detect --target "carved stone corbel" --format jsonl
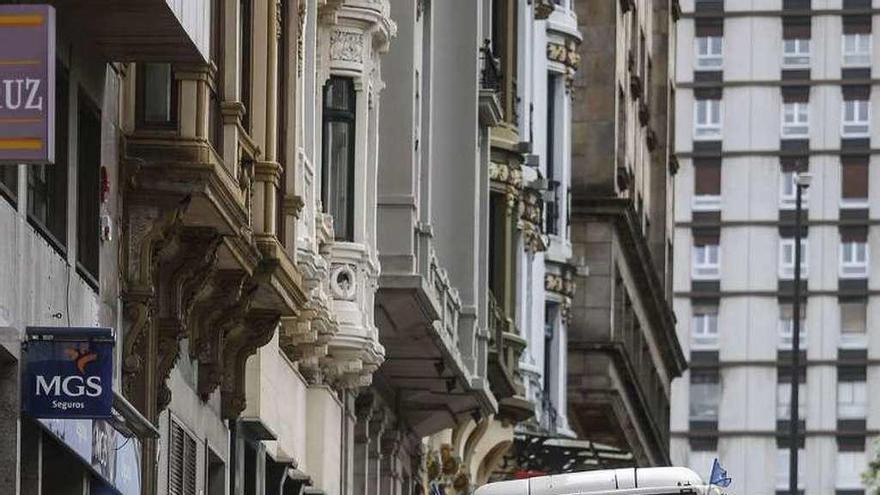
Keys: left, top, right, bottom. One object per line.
{"left": 194, "top": 272, "right": 257, "bottom": 401}
{"left": 121, "top": 200, "right": 189, "bottom": 414}
{"left": 221, "top": 309, "right": 282, "bottom": 419}
{"left": 154, "top": 227, "right": 224, "bottom": 410}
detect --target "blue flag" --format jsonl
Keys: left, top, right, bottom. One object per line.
{"left": 709, "top": 458, "right": 732, "bottom": 487}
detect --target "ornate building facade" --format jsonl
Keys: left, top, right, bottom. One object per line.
{"left": 0, "top": 1, "right": 682, "bottom": 495}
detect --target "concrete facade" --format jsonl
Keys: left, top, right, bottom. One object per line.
{"left": 673, "top": 2, "right": 880, "bottom": 494}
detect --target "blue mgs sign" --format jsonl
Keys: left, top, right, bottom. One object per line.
{"left": 22, "top": 327, "right": 114, "bottom": 419}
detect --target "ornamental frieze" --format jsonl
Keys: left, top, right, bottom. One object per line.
{"left": 490, "top": 161, "right": 524, "bottom": 212}
{"left": 330, "top": 29, "right": 364, "bottom": 63}
{"left": 546, "top": 40, "right": 581, "bottom": 71}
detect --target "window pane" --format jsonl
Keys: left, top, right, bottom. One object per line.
{"left": 142, "top": 63, "right": 173, "bottom": 123}
{"left": 77, "top": 92, "right": 101, "bottom": 283}
{"left": 324, "top": 121, "right": 354, "bottom": 240}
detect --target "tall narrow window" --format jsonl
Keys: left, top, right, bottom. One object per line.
{"left": 209, "top": 0, "right": 225, "bottom": 153}
{"left": 693, "top": 159, "right": 721, "bottom": 211}
{"left": 695, "top": 36, "right": 723, "bottom": 70}
{"left": 779, "top": 161, "right": 809, "bottom": 210}
{"left": 782, "top": 102, "right": 809, "bottom": 138}
{"left": 27, "top": 63, "right": 69, "bottom": 249}
{"left": 137, "top": 64, "right": 176, "bottom": 128}
{"left": 837, "top": 380, "right": 867, "bottom": 419}
{"left": 841, "top": 156, "right": 869, "bottom": 209}
{"left": 840, "top": 300, "right": 867, "bottom": 348}
{"left": 691, "top": 304, "right": 719, "bottom": 349}
{"left": 776, "top": 382, "right": 806, "bottom": 420}
{"left": 276, "top": 0, "right": 289, "bottom": 246}
{"left": 779, "top": 303, "right": 806, "bottom": 349}
{"left": 694, "top": 98, "right": 722, "bottom": 140}
{"left": 842, "top": 33, "right": 872, "bottom": 67}
{"left": 692, "top": 233, "right": 720, "bottom": 279}
{"left": 842, "top": 99, "right": 871, "bottom": 137}
{"left": 778, "top": 237, "right": 808, "bottom": 279}
{"left": 783, "top": 15, "right": 812, "bottom": 68}
{"left": 775, "top": 449, "right": 806, "bottom": 491}
{"left": 689, "top": 370, "right": 720, "bottom": 422}
{"left": 321, "top": 77, "right": 356, "bottom": 242}
{"left": 546, "top": 73, "right": 560, "bottom": 235}
{"left": 76, "top": 91, "right": 101, "bottom": 286}
{"left": 169, "top": 419, "right": 197, "bottom": 495}
{"left": 783, "top": 38, "right": 811, "bottom": 68}
{"left": 239, "top": 0, "right": 253, "bottom": 131}
{"left": 836, "top": 451, "right": 866, "bottom": 490}
{"left": 840, "top": 228, "right": 869, "bottom": 278}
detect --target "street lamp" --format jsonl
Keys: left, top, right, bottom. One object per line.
{"left": 789, "top": 172, "right": 811, "bottom": 495}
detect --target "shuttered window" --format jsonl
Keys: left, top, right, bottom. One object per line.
{"left": 169, "top": 419, "right": 197, "bottom": 495}
{"left": 841, "top": 156, "right": 869, "bottom": 206}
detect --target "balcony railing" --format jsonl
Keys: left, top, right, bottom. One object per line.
{"left": 487, "top": 292, "right": 526, "bottom": 400}
{"left": 481, "top": 40, "right": 503, "bottom": 93}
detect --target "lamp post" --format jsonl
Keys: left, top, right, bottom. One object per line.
{"left": 789, "top": 172, "right": 811, "bottom": 495}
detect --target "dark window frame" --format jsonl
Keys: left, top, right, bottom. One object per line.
{"left": 276, "top": 0, "right": 289, "bottom": 246}
{"left": 208, "top": 0, "right": 225, "bottom": 155}
{"left": 76, "top": 87, "right": 102, "bottom": 290}
{"left": 239, "top": 0, "right": 253, "bottom": 132}
{"left": 135, "top": 63, "right": 178, "bottom": 130}
{"left": 27, "top": 61, "right": 70, "bottom": 255}
{"left": 321, "top": 76, "right": 357, "bottom": 242}
{"left": 546, "top": 73, "right": 560, "bottom": 236}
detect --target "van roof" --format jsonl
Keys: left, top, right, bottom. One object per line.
{"left": 476, "top": 467, "right": 711, "bottom": 495}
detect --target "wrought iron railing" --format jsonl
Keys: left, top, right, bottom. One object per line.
{"left": 480, "top": 40, "right": 502, "bottom": 93}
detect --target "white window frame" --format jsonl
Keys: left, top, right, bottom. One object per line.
{"left": 694, "top": 99, "right": 722, "bottom": 140}
{"left": 689, "top": 379, "right": 721, "bottom": 422}
{"left": 691, "top": 307, "right": 719, "bottom": 350}
{"left": 776, "top": 382, "right": 806, "bottom": 420}
{"left": 842, "top": 99, "right": 871, "bottom": 138}
{"left": 840, "top": 240, "right": 869, "bottom": 278}
{"left": 778, "top": 238, "right": 809, "bottom": 279}
{"left": 695, "top": 36, "right": 723, "bottom": 70}
{"left": 840, "top": 302, "right": 868, "bottom": 349}
{"left": 782, "top": 38, "right": 811, "bottom": 68}
{"left": 692, "top": 243, "right": 721, "bottom": 280}
{"left": 836, "top": 451, "right": 867, "bottom": 490}
{"left": 778, "top": 307, "right": 807, "bottom": 350}
{"left": 837, "top": 381, "right": 867, "bottom": 420}
{"left": 781, "top": 102, "right": 810, "bottom": 138}
{"left": 692, "top": 194, "right": 721, "bottom": 212}
{"left": 776, "top": 449, "right": 806, "bottom": 490}
{"left": 779, "top": 170, "right": 808, "bottom": 210}
{"left": 842, "top": 33, "right": 872, "bottom": 68}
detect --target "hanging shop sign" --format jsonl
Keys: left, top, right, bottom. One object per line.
{"left": 22, "top": 327, "right": 114, "bottom": 419}
{"left": 0, "top": 4, "right": 55, "bottom": 164}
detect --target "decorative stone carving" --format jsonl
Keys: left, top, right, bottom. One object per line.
{"left": 547, "top": 40, "right": 581, "bottom": 91}
{"left": 330, "top": 30, "right": 364, "bottom": 62}
{"left": 534, "top": 0, "right": 555, "bottom": 20}
{"left": 330, "top": 264, "right": 358, "bottom": 300}
{"left": 220, "top": 309, "right": 281, "bottom": 418}
{"left": 425, "top": 444, "right": 470, "bottom": 494}
{"left": 519, "top": 188, "right": 548, "bottom": 253}
{"left": 489, "top": 161, "right": 524, "bottom": 213}
{"left": 545, "top": 269, "right": 576, "bottom": 323}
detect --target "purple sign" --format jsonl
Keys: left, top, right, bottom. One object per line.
{"left": 0, "top": 5, "right": 55, "bottom": 164}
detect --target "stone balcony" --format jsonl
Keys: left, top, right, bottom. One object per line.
{"left": 121, "top": 69, "right": 307, "bottom": 423}
{"left": 376, "top": 227, "right": 495, "bottom": 436}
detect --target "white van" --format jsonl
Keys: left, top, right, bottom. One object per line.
{"left": 474, "top": 467, "right": 729, "bottom": 495}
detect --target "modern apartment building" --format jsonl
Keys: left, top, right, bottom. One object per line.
{"left": 672, "top": 1, "right": 880, "bottom": 493}
{"left": 0, "top": 1, "right": 585, "bottom": 494}
{"left": 568, "top": 0, "right": 686, "bottom": 467}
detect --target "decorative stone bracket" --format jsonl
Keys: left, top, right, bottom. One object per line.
{"left": 546, "top": 40, "right": 581, "bottom": 92}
